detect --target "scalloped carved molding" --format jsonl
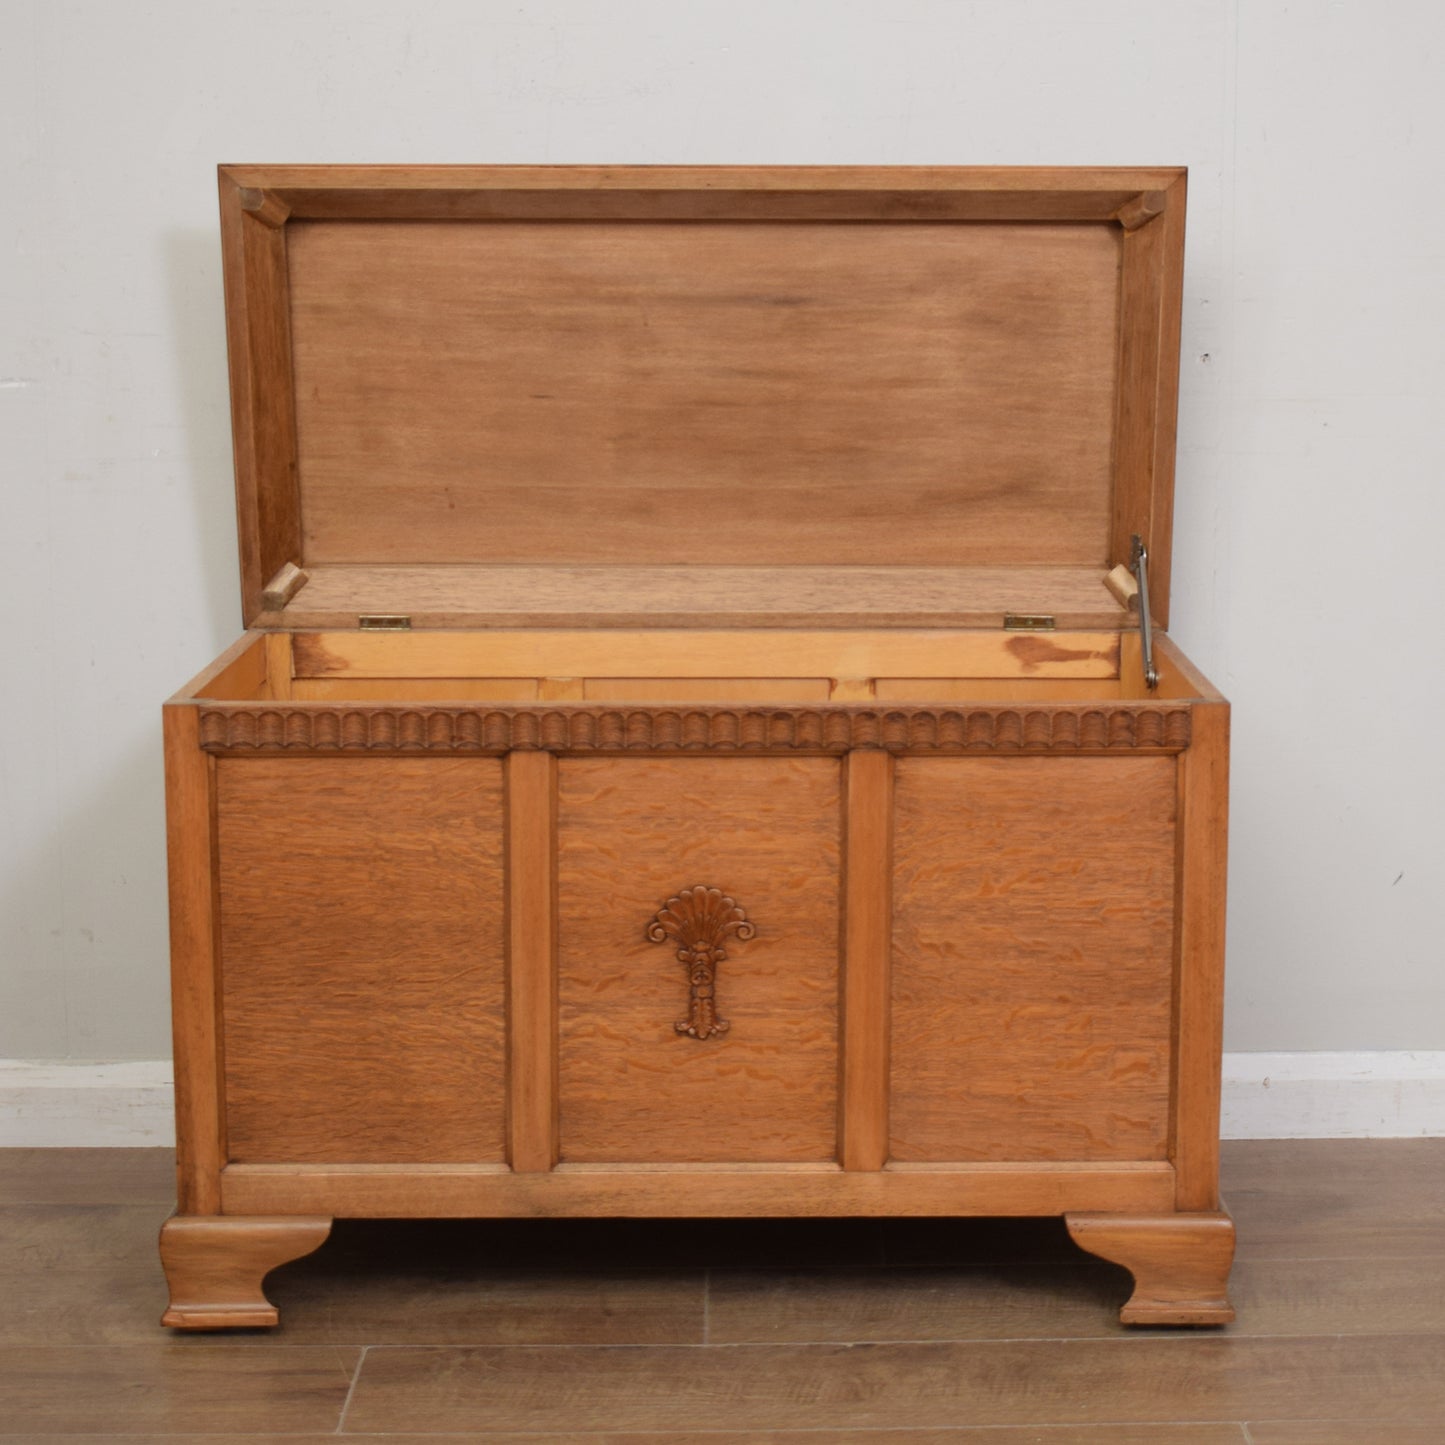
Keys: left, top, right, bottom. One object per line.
{"left": 195, "top": 705, "right": 1192, "bottom": 754}
{"left": 647, "top": 887, "right": 755, "bottom": 1041}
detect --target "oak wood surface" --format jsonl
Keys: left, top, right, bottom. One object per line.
{"left": 224, "top": 675, "right": 1165, "bottom": 705}
{"left": 1066, "top": 1210, "right": 1236, "bottom": 1325}
{"left": 226, "top": 192, "right": 302, "bottom": 625}
{"left": 159, "top": 1214, "right": 331, "bottom": 1329}
{"left": 1110, "top": 173, "right": 1185, "bottom": 629}
{"left": 259, "top": 559, "right": 308, "bottom": 610}
{"left": 555, "top": 758, "right": 841, "bottom": 1163}
{"left": 219, "top": 164, "right": 1186, "bottom": 623}
{"left": 216, "top": 757, "right": 507, "bottom": 1163}
{"left": 223, "top": 162, "right": 1186, "bottom": 197}
{"left": 290, "top": 627, "right": 1123, "bottom": 682}
{"left": 259, "top": 562, "right": 1129, "bottom": 631}
{"left": 163, "top": 707, "right": 223, "bottom": 1214}
{"left": 287, "top": 220, "right": 1119, "bottom": 573}
{"left": 218, "top": 1161, "right": 1176, "bottom": 1218}
{"left": 506, "top": 751, "right": 558, "bottom": 1172}
{"left": 175, "top": 632, "right": 267, "bottom": 701}
{"left": 1173, "top": 703, "right": 1230, "bottom": 1209}
{"left": 890, "top": 756, "right": 1177, "bottom": 1163}
{"left": 260, "top": 631, "right": 292, "bottom": 700}
{"left": 840, "top": 752, "right": 892, "bottom": 1170}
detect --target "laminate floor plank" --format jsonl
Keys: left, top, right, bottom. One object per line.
{"left": 1227, "top": 1253, "right": 1445, "bottom": 1336}
{"left": 0, "top": 1148, "right": 175, "bottom": 1204}
{"left": 0, "top": 1346, "right": 358, "bottom": 1434}
{"left": 1247, "top": 1426, "right": 1445, "bottom": 1445}
{"left": 0, "top": 1204, "right": 168, "bottom": 1271}
{"left": 343, "top": 1335, "right": 1445, "bottom": 1433}
{"left": 0, "top": 1267, "right": 172, "bottom": 1346}
{"left": 267, "top": 1267, "right": 706, "bottom": 1346}
{"left": 707, "top": 1260, "right": 1129, "bottom": 1342}
{"left": 1, "top": 1265, "right": 704, "bottom": 1350}
{"left": 0, "top": 1432, "right": 1251, "bottom": 1445}
{"left": 708, "top": 1252, "right": 1445, "bottom": 1344}
{"left": 1223, "top": 1139, "right": 1445, "bottom": 1258}
{"left": 3, "top": 1142, "right": 1444, "bottom": 1437}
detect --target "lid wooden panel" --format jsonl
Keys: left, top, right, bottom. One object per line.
{"left": 287, "top": 219, "right": 1120, "bottom": 569}
{"left": 218, "top": 166, "right": 1186, "bottom": 627}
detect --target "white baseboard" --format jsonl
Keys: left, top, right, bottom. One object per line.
{"left": 0, "top": 1061, "right": 176, "bottom": 1146}
{"left": 1220, "top": 1050, "right": 1445, "bottom": 1140}
{"left": 2, "top": 1053, "right": 1443, "bottom": 1147}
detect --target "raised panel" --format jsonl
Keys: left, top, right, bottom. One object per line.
{"left": 217, "top": 757, "right": 506, "bottom": 1163}
{"left": 891, "top": 757, "right": 1176, "bottom": 1162}
{"left": 556, "top": 757, "right": 841, "bottom": 1163}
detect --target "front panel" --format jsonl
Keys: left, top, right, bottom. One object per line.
{"left": 216, "top": 756, "right": 508, "bottom": 1163}
{"left": 890, "top": 755, "right": 1177, "bottom": 1162}
{"left": 555, "top": 756, "right": 841, "bottom": 1163}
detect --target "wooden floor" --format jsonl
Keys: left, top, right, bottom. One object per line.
{"left": 1, "top": 1142, "right": 1443, "bottom": 1440}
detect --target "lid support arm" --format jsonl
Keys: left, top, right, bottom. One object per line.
{"left": 1130, "top": 535, "right": 1160, "bottom": 690}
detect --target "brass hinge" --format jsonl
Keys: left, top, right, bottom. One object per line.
{"left": 1003, "top": 613, "right": 1056, "bottom": 631}
{"left": 358, "top": 614, "right": 412, "bottom": 631}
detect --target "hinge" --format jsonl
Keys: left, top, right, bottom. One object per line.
{"left": 358, "top": 614, "right": 412, "bottom": 631}
{"left": 1129, "top": 536, "right": 1159, "bottom": 690}
{"left": 1003, "top": 613, "right": 1056, "bottom": 631}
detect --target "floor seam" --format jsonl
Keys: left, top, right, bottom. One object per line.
{"left": 334, "top": 1343, "right": 367, "bottom": 1434}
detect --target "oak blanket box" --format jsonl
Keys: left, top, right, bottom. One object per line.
{"left": 159, "top": 164, "right": 1234, "bottom": 1328}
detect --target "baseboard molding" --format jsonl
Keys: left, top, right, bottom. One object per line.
{"left": 2, "top": 1053, "right": 1443, "bottom": 1146}
{"left": 0, "top": 1061, "right": 176, "bottom": 1146}
{"left": 1220, "top": 1050, "right": 1445, "bottom": 1140}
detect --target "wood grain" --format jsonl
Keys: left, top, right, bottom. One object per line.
{"left": 555, "top": 758, "right": 841, "bottom": 1163}
{"left": 174, "top": 632, "right": 267, "bottom": 701}
{"left": 261, "top": 631, "right": 292, "bottom": 700}
{"left": 163, "top": 706, "right": 223, "bottom": 1214}
{"left": 840, "top": 752, "right": 892, "bottom": 1170}
{"left": 220, "top": 168, "right": 302, "bottom": 625}
{"left": 159, "top": 1214, "right": 331, "bottom": 1329}
{"left": 291, "top": 628, "right": 1123, "bottom": 682}
{"left": 0, "top": 1345, "right": 359, "bottom": 1434}
{"left": 195, "top": 699, "right": 1194, "bottom": 758}
{"left": 341, "top": 1334, "right": 1445, "bottom": 1433}
{"left": 890, "top": 757, "right": 1177, "bottom": 1163}
{"left": 221, "top": 163, "right": 1189, "bottom": 218}
{"left": 287, "top": 220, "right": 1120, "bottom": 570}
{"left": 1066, "top": 1210, "right": 1235, "bottom": 1325}
{"left": 279, "top": 676, "right": 1146, "bottom": 706}
{"left": 262, "top": 563, "right": 1129, "bottom": 631}
{"left": 1173, "top": 703, "right": 1230, "bottom": 1210}
{"left": 220, "top": 1161, "right": 1175, "bottom": 1218}
{"left": 216, "top": 758, "right": 507, "bottom": 1163}
{"left": 506, "top": 751, "right": 558, "bottom": 1172}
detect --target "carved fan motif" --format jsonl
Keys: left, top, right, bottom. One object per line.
{"left": 646, "top": 886, "right": 755, "bottom": 1041}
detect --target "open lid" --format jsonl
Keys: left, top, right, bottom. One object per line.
{"left": 218, "top": 165, "right": 1186, "bottom": 630}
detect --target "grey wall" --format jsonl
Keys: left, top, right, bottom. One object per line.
{"left": 3, "top": 0, "right": 1442, "bottom": 1059}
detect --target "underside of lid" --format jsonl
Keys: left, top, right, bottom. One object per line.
{"left": 218, "top": 165, "right": 1186, "bottom": 629}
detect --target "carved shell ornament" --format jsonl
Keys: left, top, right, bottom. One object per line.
{"left": 646, "top": 886, "right": 755, "bottom": 1041}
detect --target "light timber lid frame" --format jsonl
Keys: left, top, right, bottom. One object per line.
{"left": 218, "top": 165, "right": 1187, "bottom": 631}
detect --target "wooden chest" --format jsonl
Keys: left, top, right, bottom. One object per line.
{"left": 160, "top": 165, "right": 1234, "bottom": 1329}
